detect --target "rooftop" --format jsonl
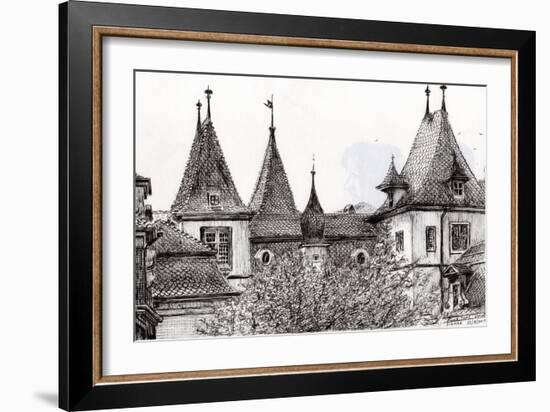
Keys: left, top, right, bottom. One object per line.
{"left": 151, "top": 256, "right": 237, "bottom": 299}
{"left": 249, "top": 213, "right": 376, "bottom": 240}
{"left": 372, "top": 95, "right": 485, "bottom": 219}
{"left": 151, "top": 220, "right": 215, "bottom": 257}
{"left": 171, "top": 89, "right": 249, "bottom": 215}
{"left": 249, "top": 125, "right": 298, "bottom": 215}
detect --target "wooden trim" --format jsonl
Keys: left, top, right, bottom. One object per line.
{"left": 510, "top": 51, "right": 518, "bottom": 361}
{"left": 92, "top": 26, "right": 518, "bottom": 386}
{"left": 93, "top": 26, "right": 517, "bottom": 58}
{"left": 92, "top": 26, "right": 103, "bottom": 386}
{"left": 96, "top": 353, "right": 514, "bottom": 385}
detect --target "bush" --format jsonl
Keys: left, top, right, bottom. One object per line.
{"left": 197, "top": 223, "right": 429, "bottom": 336}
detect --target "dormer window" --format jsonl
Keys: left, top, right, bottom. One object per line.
{"left": 451, "top": 180, "right": 464, "bottom": 198}
{"left": 208, "top": 192, "right": 220, "bottom": 208}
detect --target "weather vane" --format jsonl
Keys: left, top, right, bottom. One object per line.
{"left": 264, "top": 95, "right": 274, "bottom": 128}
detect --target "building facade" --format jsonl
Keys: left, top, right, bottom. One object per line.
{"left": 135, "top": 174, "right": 162, "bottom": 340}
{"left": 369, "top": 85, "right": 486, "bottom": 314}
{"left": 149, "top": 220, "right": 239, "bottom": 339}
{"left": 170, "top": 90, "right": 378, "bottom": 289}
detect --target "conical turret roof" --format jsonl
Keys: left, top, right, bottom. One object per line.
{"left": 372, "top": 87, "right": 485, "bottom": 218}
{"left": 300, "top": 166, "right": 325, "bottom": 244}
{"left": 249, "top": 126, "right": 298, "bottom": 214}
{"left": 376, "top": 156, "right": 409, "bottom": 192}
{"left": 171, "top": 89, "right": 249, "bottom": 216}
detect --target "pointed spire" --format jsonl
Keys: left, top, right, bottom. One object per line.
{"left": 204, "top": 85, "right": 213, "bottom": 119}
{"left": 171, "top": 86, "right": 249, "bottom": 214}
{"left": 440, "top": 84, "right": 447, "bottom": 112}
{"left": 195, "top": 99, "right": 202, "bottom": 131}
{"left": 301, "top": 156, "right": 325, "bottom": 244}
{"left": 249, "top": 98, "right": 298, "bottom": 214}
{"left": 376, "top": 154, "right": 408, "bottom": 192}
{"left": 425, "top": 85, "right": 431, "bottom": 116}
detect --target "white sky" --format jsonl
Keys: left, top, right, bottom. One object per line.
{"left": 135, "top": 72, "right": 486, "bottom": 212}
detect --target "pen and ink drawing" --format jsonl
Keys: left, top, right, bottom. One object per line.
{"left": 134, "top": 75, "right": 486, "bottom": 341}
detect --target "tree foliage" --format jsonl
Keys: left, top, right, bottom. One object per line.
{"left": 197, "top": 223, "right": 438, "bottom": 336}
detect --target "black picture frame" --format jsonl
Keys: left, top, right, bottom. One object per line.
{"left": 59, "top": 1, "right": 536, "bottom": 410}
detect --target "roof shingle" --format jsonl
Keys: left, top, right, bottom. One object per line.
{"left": 249, "top": 127, "right": 298, "bottom": 214}
{"left": 151, "top": 256, "right": 237, "bottom": 299}
{"left": 249, "top": 213, "right": 376, "bottom": 240}
{"left": 376, "top": 156, "right": 408, "bottom": 191}
{"left": 455, "top": 241, "right": 485, "bottom": 266}
{"left": 373, "top": 109, "right": 485, "bottom": 217}
{"left": 171, "top": 119, "right": 249, "bottom": 215}
{"left": 151, "top": 220, "right": 215, "bottom": 256}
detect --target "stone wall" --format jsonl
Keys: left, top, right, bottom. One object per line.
{"left": 154, "top": 299, "right": 218, "bottom": 339}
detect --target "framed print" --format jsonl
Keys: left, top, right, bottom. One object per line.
{"left": 59, "top": 1, "right": 536, "bottom": 410}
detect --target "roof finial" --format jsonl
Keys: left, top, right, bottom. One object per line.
{"left": 311, "top": 153, "right": 316, "bottom": 175}
{"left": 440, "top": 84, "right": 447, "bottom": 112}
{"left": 425, "top": 85, "right": 431, "bottom": 116}
{"left": 204, "top": 85, "right": 213, "bottom": 119}
{"left": 264, "top": 95, "right": 274, "bottom": 129}
{"left": 196, "top": 99, "right": 202, "bottom": 130}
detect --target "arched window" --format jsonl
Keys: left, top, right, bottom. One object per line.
{"left": 351, "top": 248, "right": 369, "bottom": 266}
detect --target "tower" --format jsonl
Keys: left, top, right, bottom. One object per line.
{"left": 370, "top": 85, "right": 485, "bottom": 314}
{"left": 248, "top": 96, "right": 302, "bottom": 269}
{"left": 171, "top": 87, "right": 253, "bottom": 284}
{"left": 376, "top": 155, "right": 409, "bottom": 208}
{"left": 300, "top": 157, "right": 329, "bottom": 269}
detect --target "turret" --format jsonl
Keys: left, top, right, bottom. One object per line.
{"left": 376, "top": 155, "right": 409, "bottom": 208}
{"left": 300, "top": 157, "right": 329, "bottom": 269}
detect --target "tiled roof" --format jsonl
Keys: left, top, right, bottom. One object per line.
{"left": 301, "top": 171, "right": 326, "bottom": 243}
{"left": 376, "top": 157, "right": 408, "bottom": 191}
{"left": 373, "top": 109, "right": 485, "bottom": 217}
{"left": 250, "top": 214, "right": 302, "bottom": 238}
{"left": 151, "top": 220, "right": 215, "bottom": 256}
{"left": 249, "top": 127, "right": 298, "bottom": 214}
{"left": 448, "top": 154, "right": 470, "bottom": 181}
{"left": 325, "top": 213, "right": 377, "bottom": 238}
{"left": 151, "top": 256, "right": 237, "bottom": 299}
{"left": 478, "top": 179, "right": 486, "bottom": 194}
{"left": 171, "top": 118, "right": 249, "bottom": 215}
{"left": 455, "top": 241, "right": 485, "bottom": 266}
{"left": 249, "top": 213, "right": 375, "bottom": 240}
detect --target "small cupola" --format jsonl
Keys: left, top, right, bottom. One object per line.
{"left": 376, "top": 155, "right": 409, "bottom": 208}
{"left": 300, "top": 156, "right": 326, "bottom": 244}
